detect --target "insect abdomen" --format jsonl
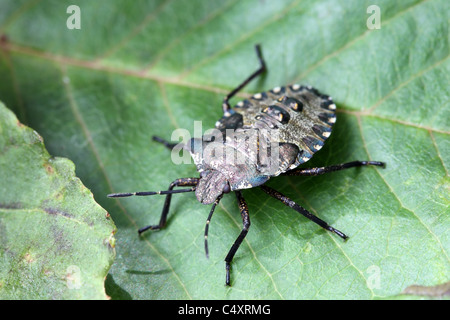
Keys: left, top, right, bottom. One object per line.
{"left": 220, "top": 84, "right": 336, "bottom": 172}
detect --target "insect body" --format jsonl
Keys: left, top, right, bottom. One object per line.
{"left": 108, "top": 45, "right": 385, "bottom": 286}
{"left": 191, "top": 83, "right": 337, "bottom": 205}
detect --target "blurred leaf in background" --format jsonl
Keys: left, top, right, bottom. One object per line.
{"left": 0, "top": 0, "right": 448, "bottom": 299}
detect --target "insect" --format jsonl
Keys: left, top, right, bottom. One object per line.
{"left": 108, "top": 45, "right": 385, "bottom": 286}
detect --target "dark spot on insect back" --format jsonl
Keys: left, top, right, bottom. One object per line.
{"left": 302, "top": 136, "right": 324, "bottom": 152}
{"left": 262, "top": 105, "right": 290, "bottom": 124}
{"left": 216, "top": 113, "right": 243, "bottom": 130}
{"left": 283, "top": 97, "right": 303, "bottom": 112}
{"left": 320, "top": 99, "right": 336, "bottom": 111}
{"left": 312, "top": 124, "right": 332, "bottom": 139}
{"left": 319, "top": 112, "right": 337, "bottom": 125}
{"left": 297, "top": 149, "right": 313, "bottom": 164}
{"left": 299, "top": 94, "right": 310, "bottom": 103}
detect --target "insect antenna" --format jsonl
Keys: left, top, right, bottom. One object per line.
{"left": 204, "top": 194, "right": 223, "bottom": 259}
{"left": 107, "top": 187, "right": 196, "bottom": 198}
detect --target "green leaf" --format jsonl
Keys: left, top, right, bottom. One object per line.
{"left": 0, "top": 102, "right": 116, "bottom": 299}
{"left": 0, "top": 0, "right": 448, "bottom": 299}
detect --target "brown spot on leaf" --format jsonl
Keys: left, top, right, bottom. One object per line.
{"left": 42, "top": 206, "right": 73, "bottom": 219}
{"left": 403, "top": 282, "right": 450, "bottom": 297}
{"left": 104, "top": 230, "right": 116, "bottom": 249}
{"left": 0, "top": 34, "right": 8, "bottom": 43}
{"left": 23, "top": 252, "right": 34, "bottom": 263}
{"left": 44, "top": 163, "right": 54, "bottom": 174}
{"left": 0, "top": 202, "right": 23, "bottom": 209}
{"left": 0, "top": 34, "right": 8, "bottom": 51}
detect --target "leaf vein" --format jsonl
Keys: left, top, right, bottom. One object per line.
{"left": 356, "top": 114, "right": 450, "bottom": 263}
{"left": 292, "top": 0, "right": 431, "bottom": 82}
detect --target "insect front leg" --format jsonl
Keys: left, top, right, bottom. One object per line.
{"left": 222, "top": 44, "right": 267, "bottom": 116}
{"left": 282, "top": 160, "right": 385, "bottom": 176}
{"left": 138, "top": 177, "right": 199, "bottom": 234}
{"left": 224, "top": 190, "right": 251, "bottom": 286}
{"left": 152, "top": 135, "right": 178, "bottom": 150}
{"left": 204, "top": 194, "right": 223, "bottom": 259}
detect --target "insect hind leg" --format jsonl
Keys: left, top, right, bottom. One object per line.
{"left": 282, "top": 160, "right": 385, "bottom": 176}
{"left": 260, "top": 185, "right": 348, "bottom": 240}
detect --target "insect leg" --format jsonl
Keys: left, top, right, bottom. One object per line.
{"left": 260, "top": 185, "right": 348, "bottom": 240}
{"left": 138, "top": 177, "right": 199, "bottom": 234}
{"left": 222, "top": 44, "right": 267, "bottom": 115}
{"left": 282, "top": 160, "right": 385, "bottom": 176}
{"left": 204, "top": 194, "right": 223, "bottom": 259}
{"left": 152, "top": 135, "right": 178, "bottom": 150}
{"left": 108, "top": 188, "right": 195, "bottom": 198}
{"left": 224, "top": 190, "right": 250, "bottom": 286}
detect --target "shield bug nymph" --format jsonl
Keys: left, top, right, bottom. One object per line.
{"left": 108, "top": 45, "right": 385, "bottom": 286}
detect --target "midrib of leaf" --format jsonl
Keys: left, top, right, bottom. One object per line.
{"left": 0, "top": 0, "right": 443, "bottom": 120}
{"left": 0, "top": 42, "right": 236, "bottom": 97}
{"left": 3, "top": 41, "right": 448, "bottom": 137}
